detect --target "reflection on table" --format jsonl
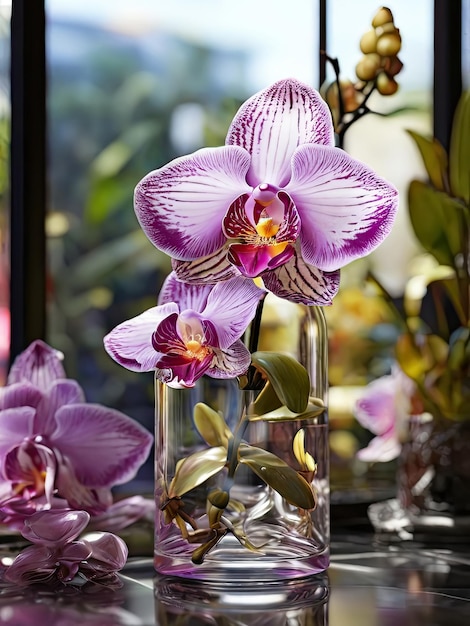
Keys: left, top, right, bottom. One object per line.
{"left": 0, "top": 537, "right": 469, "bottom": 625}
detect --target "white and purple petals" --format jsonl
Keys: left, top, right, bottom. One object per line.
{"left": 103, "top": 274, "right": 264, "bottom": 388}
{"left": 7, "top": 340, "right": 66, "bottom": 389}
{"left": 353, "top": 370, "right": 413, "bottom": 462}
{"left": 0, "top": 346, "right": 153, "bottom": 521}
{"left": 134, "top": 78, "right": 398, "bottom": 306}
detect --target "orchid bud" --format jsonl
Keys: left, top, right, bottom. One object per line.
{"left": 355, "top": 53, "right": 381, "bottom": 82}
{"left": 360, "top": 29, "right": 378, "bottom": 54}
{"left": 376, "top": 31, "right": 402, "bottom": 56}
{"left": 376, "top": 72, "right": 399, "bottom": 95}
{"left": 372, "top": 6, "right": 394, "bottom": 28}
{"left": 375, "top": 22, "right": 399, "bottom": 37}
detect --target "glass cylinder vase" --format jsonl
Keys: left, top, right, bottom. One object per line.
{"left": 397, "top": 415, "right": 470, "bottom": 535}
{"left": 154, "top": 294, "right": 329, "bottom": 581}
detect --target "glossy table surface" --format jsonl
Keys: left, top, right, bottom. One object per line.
{"left": 1, "top": 533, "right": 469, "bottom": 625}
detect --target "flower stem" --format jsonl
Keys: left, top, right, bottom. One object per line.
{"left": 248, "top": 294, "right": 267, "bottom": 354}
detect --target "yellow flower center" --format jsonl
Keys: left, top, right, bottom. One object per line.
{"left": 255, "top": 217, "right": 280, "bottom": 239}
{"left": 185, "top": 339, "right": 211, "bottom": 361}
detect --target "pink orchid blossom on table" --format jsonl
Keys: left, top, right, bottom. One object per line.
{"left": 4, "top": 509, "right": 127, "bottom": 588}
{"left": 104, "top": 272, "right": 264, "bottom": 388}
{"left": 134, "top": 78, "right": 398, "bottom": 305}
{"left": 353, "top": 369, "right": 415, "bottom": 462}
{"left": 0, "top": 340, "right": 153, "bottom": 529}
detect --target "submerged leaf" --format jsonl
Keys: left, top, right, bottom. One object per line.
{"left": 170, "top": 446, "right": 227, "bottom": 497}
{"left": 193, "top": 403, "right": 232, "bottom": 448}
{"left": 251, "top": 351, "right": 310, "bottom": 413}
{"left": 238, "top": 444, "right": 316, "bottom": 510}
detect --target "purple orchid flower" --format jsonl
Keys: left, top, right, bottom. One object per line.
{"left": 104, "top": 272, "right": 264, "bottom": 388}
{"left": 134, "top": 78, "right": 398, "bottom": 305}
{"left": 353, "top": 369, "right": 414, "bottom": 462}
{"left": 0, "top": 341, "right": 153, "bottom": 526}
{"left": 4, "top": 509, "right": 128, "bottom": 587}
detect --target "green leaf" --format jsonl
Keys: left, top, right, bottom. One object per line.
{"left": 238, "top": 444, "right": 316, "bottom": 510}
{"left": 249, "top": 398, "right": 325, "bottom": 422}
{"left": 251, "top": 351, "right": 310, "bottom": 414}
{"left": 448, "top": 327, "right": 470, "bottom": 373}
{"left": 403, "top": 264, "right": 455, "bottom": 319}
{"left": 193, "top": 403, "right": 232, "bottom": 448}
{"left": 396, "top": 332, "right": 448, "bottom": 382}
{"left": 251, "top": 381, "right": 283, "bottom": 416}
{"left": 408, "top": 180, "right": 464, "bottom": 267}
{"left": 449, "top": 90, "right": 470, "bottom": 204}
{"left": 407, "top": 129, "right": 448, "bottom": 191}
{"left": 170, "top": 446, "right": 227, "bottom": 497}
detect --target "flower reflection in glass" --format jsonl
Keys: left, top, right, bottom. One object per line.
{"left": 135, "top": 79, "right": 398, "bottom": 305}
{"left": 104, "top": 273, "right": 264, "bottom": 388}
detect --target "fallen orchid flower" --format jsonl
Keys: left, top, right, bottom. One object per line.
{"left": 104, "top": 272, "right": 264, "bottom": 388}
{"left": 0, "top": 340, "right": 153, "bottom": 528}
{"left": 4, "top": 509, "right": 128, "bottom": 588}
{"left": 134, "top": 78, "right": 398, "bottom": 305}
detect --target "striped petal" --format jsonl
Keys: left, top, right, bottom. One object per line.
{"left": 34, "top": 380, "right": 85, "bottom": 437}
{"left": 171, "top": 247, "right": 239, "bottom": 284}
{"left": 0, "top": 382, "right": 43, "bottom": 411}
{"left": 7, "top": 340, "right": 66, "bottom": 388}
{"left": 157, "top": 272, "right": 211, "bottom": 310}
{"left": 226, "top": 78, "right": 334, "bottom": 188}
{"left": 207, "top": 340, "right": 252, "bottom": 378}
{"left": 0, "top": 407, "right": 35, "bottom": 461}
{"left": 201, "top": 277, "right": 264, "bottom": 349}
{"left": 52, "top": 404, "right": 153, "bottom": 487}
{"left": 134, "top": 146, "right": 251, "bottom": 260}
{"left": 261, "top": 253, "right": 340, "bottom": 305}
{"left": 103, "top": 303, "right": 179, "bottom": 372}
{"left": 286, "top": 144, "right": 399, "bottom": 272}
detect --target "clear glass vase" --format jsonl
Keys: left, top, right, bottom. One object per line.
{"left": 369, "top": 415, "right": 470, "bottom": 540}
{"left": 397, "top": 416, "right": 470, "bottom": 532}
{"left": 154, "top": 294, "right": 329, "bottom": 581}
